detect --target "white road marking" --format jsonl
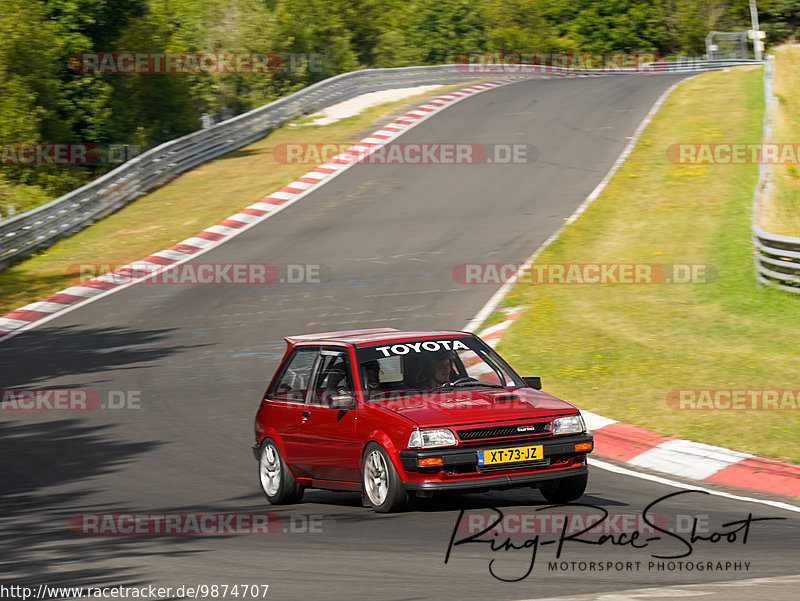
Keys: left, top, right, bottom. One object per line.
{"left": 627, "top": 439, "right": 753, "bottom": 480}
{"left": 589, "top": 457, "right": 800, "bottom": 514}
{"left": 514, "top": 574, "right": 800, "bottom": 601}
{"left": 0, "top": 80, "right": 517, "bottom": 342}
{"left": 463, "top": 76, "right": 693, "bottom": 334}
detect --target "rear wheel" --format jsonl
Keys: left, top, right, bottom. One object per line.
{"left": 539, "top": 473, "right": 588, "bottom": 503}
{"left": 362, "top": 443, "right": 408, "bottom": 513}
{"left": 258, "top": 438, "right": 304, "bottom": 505}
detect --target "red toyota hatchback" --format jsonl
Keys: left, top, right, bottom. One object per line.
{"left": 253, "top": 328, "right": 593, "bottom": 512}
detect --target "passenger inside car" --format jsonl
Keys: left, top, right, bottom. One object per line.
{"left": 362, "top": 360, "right": 381, "bottom": 390}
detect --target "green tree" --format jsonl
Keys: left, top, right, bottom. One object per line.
{"left": 0, "top": 0, "right": 75, "bottom": 209}
{"left": 107, "top": 9, "right": 198, "bottom": 146}
{"left": 405, "top": 0, "right": 486, "bottom": 63}
{"left": 482, "top": 0, "right": 558, "bottom": 52}
{"left": 272, "top": 0, "right": 360, "bottom": 86}
{"left": 760, "top": 0, "right": 800, "bottom": 44}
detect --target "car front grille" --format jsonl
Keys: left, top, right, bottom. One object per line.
{"left": 457, "top": 421, "right": 551, "bottom": 441}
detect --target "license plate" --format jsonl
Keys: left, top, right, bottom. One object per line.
{"left": 478, "top": 445, "right": 543, "bottom": 466}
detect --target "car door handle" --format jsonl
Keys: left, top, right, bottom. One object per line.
{"left": 301, "top": 410, "right": 310, "bottom": 417}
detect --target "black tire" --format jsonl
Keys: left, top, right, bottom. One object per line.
{"left": 362, "top": 442, "right": 408, "bottom": 513}
{"left": 258, "top": 438, "right": 304, "bottom": 505}
{"left": 539, "top": 473, "right": 588, "bottom": 503}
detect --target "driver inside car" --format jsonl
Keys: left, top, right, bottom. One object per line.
{"left": 417, "top": 349, "right": 460, "bottom": 388}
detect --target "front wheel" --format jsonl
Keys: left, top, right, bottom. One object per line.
{"left": 538, "top": 473, "right": 588, "bottom": 503}
{"left": 362, "top": 443, "right": 408, "bottom": 513}
{"left": 258, "top": 438, "right": 304, "bottom": 505}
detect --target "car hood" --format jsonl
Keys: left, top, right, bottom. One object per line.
{"left": 366, "top": 387, "right": 578, "bottom": 427}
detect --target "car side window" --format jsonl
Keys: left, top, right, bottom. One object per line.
{"left": 310, "top": 349, "right": 353, "bottom": 407}
{"left": 270, "top": 347, "right": 319, "bottom": 403}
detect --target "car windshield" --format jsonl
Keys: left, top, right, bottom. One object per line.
{"left": 355, "top": 336, "right": 523, "bottom": 399}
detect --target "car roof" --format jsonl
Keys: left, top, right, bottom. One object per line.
{"left": 284, "top": 328, "right": 473, "bottom": 346}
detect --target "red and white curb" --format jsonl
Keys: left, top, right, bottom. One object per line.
{"left": 0, "top": 79, "right": 525, "bottom": 342}
{"left": 477, "top": 311, "right": 800, "bottom": 498}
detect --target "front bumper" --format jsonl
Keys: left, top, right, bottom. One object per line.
{"left": 398, "top": 433, "right": 593, "bottom": 491}
{"left": 402, "top": 464, "right": 588, "bottom": 491}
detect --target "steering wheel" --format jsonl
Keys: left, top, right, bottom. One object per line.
{"left": 439, "top": 376, "right": 479, "bottom": 388}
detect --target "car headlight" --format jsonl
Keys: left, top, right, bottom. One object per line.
{"left": 408, "top": 428, "right": 457, "bottom": 448}
{"left": 552, "top": 415, "right": 585, "bottom": 435}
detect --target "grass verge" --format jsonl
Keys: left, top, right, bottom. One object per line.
{"left": 768, "top": 44, "right": 800, "bottom": 236}
{"left": 496, "top": 66, "right": 800, "bottom": 464}
{"left": 0, "top": 85, "right": 467, "bottom": 315}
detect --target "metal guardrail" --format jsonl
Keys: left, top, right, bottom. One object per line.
{"left": 753, "top": 227, "right": 800, "bottom": 291}
{"left": 0, "top": 60, "right": 761, "bottom": 269}
{"left": 752, "top": 55, "right": 800, "bottom": 294}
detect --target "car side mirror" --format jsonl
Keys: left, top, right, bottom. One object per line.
{"left": 330, "top": 394, "right": 356, "bottom": 410}
{"left": 522, "top": 376, "right": 542, "bottom": 390}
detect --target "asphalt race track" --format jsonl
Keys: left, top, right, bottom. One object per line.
{"left": 1, "top": 74, "right": 798, "bottom": 601}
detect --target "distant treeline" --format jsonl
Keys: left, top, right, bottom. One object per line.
{"left": 2, "top": 0, "right": 798, "bottom": 213}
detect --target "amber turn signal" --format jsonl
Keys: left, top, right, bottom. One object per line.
{"left": 574, "top": 442, "right": 593, "bottom": 452}
{"left": 417, "top": 457, "right": 444, "bottom": 467}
